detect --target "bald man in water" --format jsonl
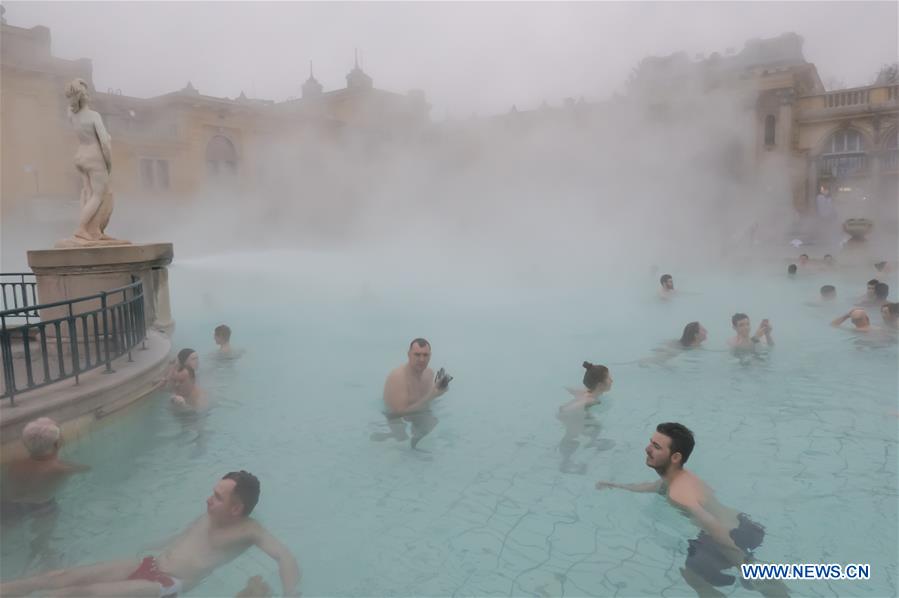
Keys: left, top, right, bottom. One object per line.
{"left": 371, "top": 338, "right": 452, "bottom": 449}
{"left": 831, "top": 308, "right": 873, "bottom": 332}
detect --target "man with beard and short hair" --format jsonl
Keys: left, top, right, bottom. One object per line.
{"left": 595, "top": 423, "right": 789, "bottom": 597}
{"left": 371, "top": 338, "right": 452, "bottom": 449}
{"left": 857, "top": 279, "right": 880, "bottom": 306}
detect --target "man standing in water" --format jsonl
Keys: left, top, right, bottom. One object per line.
{"left": 596, "top": 423, "right": 789, "bottom": 597}
{"left": 371, "top": 338, "right": 452, "bottom": 449}
{"left": 728, "top": 314, "right": 773, "bottom": 350}
{"left": 0, "top": 471, "right": 300, "bottom": 597}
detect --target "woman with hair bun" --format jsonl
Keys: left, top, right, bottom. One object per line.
{"left": 557, "top": 362, "right": 613, "bottom": 474}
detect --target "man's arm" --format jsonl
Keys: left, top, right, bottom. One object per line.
{"left": 384, "top": 370, "right": 446, "bottom": 417}
{"left": 595, "top": 479, "right": 662, "bottom": 493}
{"left": 406, "top": 380, "right": 447, "bottom": 413}
{"left": 831, "top": 312, "right": 851, "bottom": 327}
{"left": 253, "top": 523, "right": 300, "bottom": 597}
{"left": 751, "top": 323, "right": 774, "bottom": 346}
{"left": 383, "top": 370, "right": 410, "bottom": 415}
{"left": 675, "top": 498, "right": 745, "bottom": 564}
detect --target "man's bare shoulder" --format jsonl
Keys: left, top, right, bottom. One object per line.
{"left": 385, "top": 365, "right": 407, "bottom": 382}
{"left": 234, "top": 517, "right": 269, "bottom": 544}
{"left": 667, "top": 471, "right": 703, "bottom": 506}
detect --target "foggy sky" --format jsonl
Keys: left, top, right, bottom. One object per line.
{"left": 4, "top": 1, "right": 897, "bottom": 117}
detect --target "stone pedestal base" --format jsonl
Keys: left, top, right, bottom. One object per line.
{"left": 26, "top": 243, "right": 175, "bottom": 333}
{"left": 54, "top": 237, "right": 132, "bottom": 249}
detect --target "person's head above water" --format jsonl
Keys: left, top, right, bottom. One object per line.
{"left": 823, "top": 254, "right": 834, "bottom": 265}
{"left": 207, "top": 471, "right": 260, "bottom": 523}
{"left": 788, "top": 264, "right": 797, "bottom": 275}
{"left": 407, "top": 338, "right": 431, "bottom": 373}
{"left": 875, "top": 282, "right": 889, "bottom": 301}
{"left": 867, "top": 279, "right": 880, "bottom": 299}
{"left": 875, "top": 261, "right": 887, "bottom": 272}
{"left": 731, "top": 313, "right": 750, "bottom": 337}
{"left": 214, "top": 324, "right": 232, "bottom": 345}
{"left": 679, "top": 322, "right": 707, "bottom": 347}
{"left": 646, "top": 422, "right": 695, "bottom": 475}
{"left": 849, "top": 309, "right": 871, "bottom": 329}
{"left": 820, "top": 285, "right": 837, "bottom": 300}
{"left": 882, "top": 302, "right": 899, "bottom": 323}
{"left": 798, "top": 254, "right": 809, "bottom": 265}
{"left": 21, "top": 417, "right": 61, "bottom": 458}
{"left": 660, "top": 274, "right": 673, "bottom": 291}
{"left": 581, "top": 361, "right": 611, "bottom": 393}
{"left": 177, "top": 348, "right": 199, "bottom": 372}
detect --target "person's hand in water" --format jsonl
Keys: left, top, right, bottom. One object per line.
{"left": 595, "top": 481, "right": 618, "bottom": 490}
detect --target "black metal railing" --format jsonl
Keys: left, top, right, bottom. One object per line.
{"left": 0, "top": 273, "right": 40, "bottom": 326}
{"left": 1, "top": 280, "right": 146, "bottom": 405}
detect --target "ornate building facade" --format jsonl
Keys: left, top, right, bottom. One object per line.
{"left": 1, "top": 19, "right": 430, "bottom": 208}
{"left": 2, "top": 19, "right": 895, "bottom": 231}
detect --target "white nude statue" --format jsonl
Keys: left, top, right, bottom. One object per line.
{"left": 55, "top": 78, "right": 130, "bottom": 248}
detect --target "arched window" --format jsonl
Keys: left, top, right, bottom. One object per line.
{"left": 885, "top": 128, "right": 898, "bottom": 151}
{"left": 764, "top": 115, "right": 776, "bottom": 146}
{"left": 206, "top": 135, "right": 238, "bottom": 176}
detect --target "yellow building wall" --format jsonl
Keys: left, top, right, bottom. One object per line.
{"left": 1, "top": 65, "right": 80, "bottom": 203}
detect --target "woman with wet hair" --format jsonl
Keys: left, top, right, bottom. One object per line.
{"left": 679, "top": 322, "right": 708, "bottom": 348}
{"left": 557, "top": 362, "right": 614, "bottom": 474}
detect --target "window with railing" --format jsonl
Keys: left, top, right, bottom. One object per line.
{"left": 828, "top": 129, "right": 864, "bottom": 154}
{"left": 820, "top": 129, "right": 867, "bottom": 178}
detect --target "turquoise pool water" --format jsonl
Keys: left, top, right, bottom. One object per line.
{"left": 2, "top": 250, "right": 897, "bottom": 597}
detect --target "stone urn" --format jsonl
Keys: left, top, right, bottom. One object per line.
{"left": 843, "top": 218, "right": 873, "bottom": 241}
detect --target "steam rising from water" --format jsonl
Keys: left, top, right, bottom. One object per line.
{"left": 84, "top": 82, "right": 792, "bottom": 281}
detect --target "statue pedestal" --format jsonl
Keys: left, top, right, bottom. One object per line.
{"left": 26, "top": 243, "right": 175, "bottom": 334}
{"left": 54, "top": 237, "right": 132, "bottom": 249}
